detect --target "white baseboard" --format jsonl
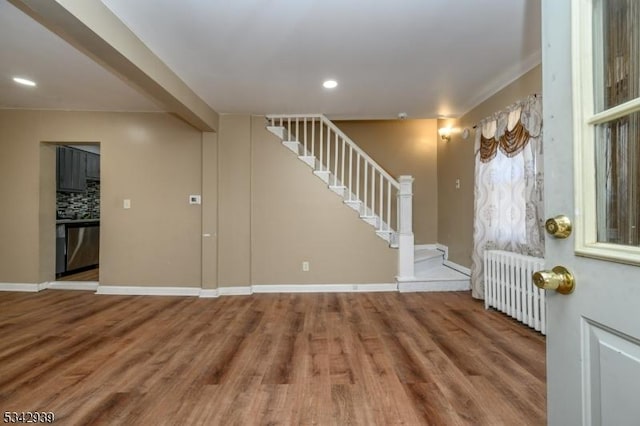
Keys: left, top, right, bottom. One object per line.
{"left": 0, "top": 282, "right": 47, "bottom": 292}
{"left": 48, "top": 281, "right": 99, "bottom": 291}
{"left": 199, "top": 289, "right": 220, "bottom": 298}
{"left": 435, "top": 244, "right": 449, "bottom": 260}
{"left": 96, "top": 286, "right": 201, "bottom": 296}
{"left": 443, "top": 260, "right": 471, "bottom": 276}
{"left": 217, "top": 286, "right": 252, "bottom": 296}
{"left": 27, "top": 276, "right": 470, "bottom": 297}
{"left": 252, "top": 283, "right": 397, "bottom": 293}
{"left": 414, "top": 244, "right": 438, "bottom": 250}
{"left": 93, "top": 284, "right": 398, "bottom": 297}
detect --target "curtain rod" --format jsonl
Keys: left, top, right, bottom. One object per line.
{"left": 472, "top": 93, "right": 540, "bottom": 129}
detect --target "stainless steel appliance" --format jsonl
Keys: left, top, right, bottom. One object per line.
{"left": 66, "top": 224, "right": 99, "bottom": 272}
{"left": 56, "top": 220, "right": 100, "bottom": 277}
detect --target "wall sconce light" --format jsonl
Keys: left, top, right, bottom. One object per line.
{"left": 438, "top": 127, "right": 452, "bottom": 142}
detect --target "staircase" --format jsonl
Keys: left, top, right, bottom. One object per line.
{"left": 266, "top": 114, "right": 469, "bottom": 290}
{"left": 266, "top": 114, "right": 401, "bottom": 245}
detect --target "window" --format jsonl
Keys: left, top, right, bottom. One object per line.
{"left": 573, "top": 0, "right": 640, "bottom": 264}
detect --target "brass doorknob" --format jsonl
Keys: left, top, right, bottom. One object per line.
{"left": 545, "top": 215, "right": 572, "bottom": 238}
{"left": 532, "top": 266, "right": 575, "bottom": 294}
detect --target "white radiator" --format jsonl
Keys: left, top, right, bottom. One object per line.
{"left": 484, "top": 250, "right": 546, "bottom": 335}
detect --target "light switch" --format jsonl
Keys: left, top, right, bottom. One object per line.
{"left": 123, "top": 199, "right": 131, "bottom": 209}
{"left": 455, "top": 179, "right": 461, "bottom": 189}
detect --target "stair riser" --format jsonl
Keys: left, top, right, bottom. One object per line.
{"left": 344, "top": 201, "right": 363, "bottom": 215}
{"left": 313, "top": 171, "right": 331, "bottom": 184}
{"left": 329, "top": 186, "right": 346, "bottom": 197}
{"left": 283, "top": 141, "right": 301, "bottom": 155}
{"left": 362, "top": 217, "right": 379, "bottom": 227}
{"left": 415, "top": 256, "right": 444, "bottom": 272}
{"left": 299, "top": 156, "right": 316, "bottom": 168}
{"left": 266, "top": 126, "right": 287, "bottom": 140}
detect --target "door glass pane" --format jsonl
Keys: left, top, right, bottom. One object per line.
{"left": 594, "top": 0, "right": 640, "bottom": 112}
{"left": 596, "top": 112, "right": 640, "bottom": 245}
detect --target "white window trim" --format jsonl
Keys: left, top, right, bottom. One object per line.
{"left": 572, "top": 0, "right": 640, "bottom": 265}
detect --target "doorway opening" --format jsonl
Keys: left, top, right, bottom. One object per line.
{"left": 42, "top": 142, "right": 101, "bottom": 288}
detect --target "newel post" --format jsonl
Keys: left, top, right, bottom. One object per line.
{"left": 397, "top": 175, "right": 415, "bottom": 280}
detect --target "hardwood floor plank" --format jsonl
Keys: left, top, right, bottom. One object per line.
{"left": 0, "top": 290, "right": 546, "bottom": 425}
{"left": 403, "top": 382, "right": 466, "bottom": 426}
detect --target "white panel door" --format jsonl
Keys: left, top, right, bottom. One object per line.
{"left": 543, "top": 1, "right": 640, "bottom": 425}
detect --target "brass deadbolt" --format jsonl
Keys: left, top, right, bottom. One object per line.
{"left": 545, "top": 215, "right": 572, "bottom": 239}
{"left": 532, "top": 266, "right": 575, "bottom": 294}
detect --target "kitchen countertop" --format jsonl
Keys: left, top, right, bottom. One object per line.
{"left": 56, "top": 219, "right": 100, "bottom": 224}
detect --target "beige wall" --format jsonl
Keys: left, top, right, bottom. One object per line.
{"left": 201, "top": 132, "right": 218, "bottom": 289}
{"left": 334, "top": 120, "right": 439, "bottom": 244}
{"left": 251, "top": 116, "right": 397, "bottom": 284}
{"left": 0, "top": 65, "right": 540, "bottom": 287}
{"left": 437, "top": 65, "right": 542, "bottom": 267}
{"left": 0, "top": 110, "right": 396, "bottom": 287}
{"left": 0, "top": 110, "right": 203, "bottom": 286}
{"left": 217, "top": 115, "right": 252, "bottom": 287}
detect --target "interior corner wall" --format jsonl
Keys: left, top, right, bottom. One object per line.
{"left": 249, "top": 116, "right": 397, "bottom": 284}
{"left": 333, "top": 119, "right": 439, "bottom": 244}
{"left": 437, "top": 64, "right": 543, "bottom": 268}
{"left": 0, "top": 109, "right": 203, "bottom": 287}
{"left": 201, "top": 131, "right": 218, "bottom": 289}
{"left": 217, "top": 115, "right": 252, "bottom": 287}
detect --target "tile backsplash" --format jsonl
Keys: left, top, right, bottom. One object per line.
{"left": 57, "top": 180, "right": 100, "bottom": 219}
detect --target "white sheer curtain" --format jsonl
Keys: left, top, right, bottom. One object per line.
{"left": 470, "top": 95, "right": 544, "bottom": 299}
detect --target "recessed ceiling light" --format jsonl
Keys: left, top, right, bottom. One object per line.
{"left": 13, "top": 77, "right": 36, "bottom": 87}
{"left": 323, "top": 80, "right": 338, "bottom": 89}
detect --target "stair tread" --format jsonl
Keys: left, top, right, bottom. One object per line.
{"left": 414, "top": 248, "right": 443, "bottom": 262}
{"left": 412, "top": 265, "right": 469, "bottom": 281}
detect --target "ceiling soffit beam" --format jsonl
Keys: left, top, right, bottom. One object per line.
{"left": 9, "top": 0, "right": 218, "bottom": 132}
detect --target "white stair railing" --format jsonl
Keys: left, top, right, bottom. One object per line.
{"left": 266, "top": 114, "right": 415, "bottom": 280}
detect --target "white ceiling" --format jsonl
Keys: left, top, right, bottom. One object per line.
{"left": 0, "top": 0, "right": 161, "bottom": 112}
{"left": 0, "top": 0, "right": 541, "bottom": 119}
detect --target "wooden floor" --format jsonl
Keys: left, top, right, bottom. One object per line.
{"left": 59, "top": 267, "right": 99, "bottom": 282}
{"left": 0, "top": 291, "right": 546, "bottom": 425}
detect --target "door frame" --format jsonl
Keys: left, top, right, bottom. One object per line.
{"left": 39, "top": 141, "right": 101, "bottom": 288}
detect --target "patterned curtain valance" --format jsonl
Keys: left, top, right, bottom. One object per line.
{"left": 477, "top": 94, "right": 542, "bottom": 163}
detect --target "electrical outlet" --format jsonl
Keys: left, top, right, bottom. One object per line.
{"left": 302, "top": 261, "right": 310, "bottom": 272}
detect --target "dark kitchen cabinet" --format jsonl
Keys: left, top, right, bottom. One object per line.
{"left": 85, "top": 152, "right": 100, "bottom": 180}
{"left": 57, "top": 146, "right": 87, "bottom": 192}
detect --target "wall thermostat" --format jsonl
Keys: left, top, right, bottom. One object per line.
{"left": 189, "top": 195, "right": 201, "bottom": 205}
